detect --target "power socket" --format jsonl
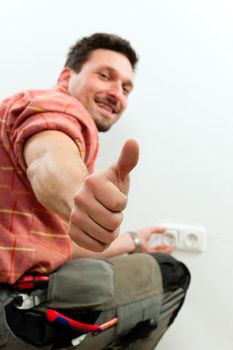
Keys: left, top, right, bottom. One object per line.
{"left": 161, "top": 224, "right": 207, "bottom": 253}
{"left": 162, "top": 229, "right": 178, "bottom": 247}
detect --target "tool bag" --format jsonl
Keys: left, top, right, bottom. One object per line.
{"left": 0, "top": 258, "right": 115, "bottom": 349}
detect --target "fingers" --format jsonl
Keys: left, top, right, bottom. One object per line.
{"left": 136, "top": 226, "right": 173, "bottom": 254}
{"left": 71, "top": 189, "right": 123, "bottom": 232}
{"left": 69, "top": 172, "right": 126, "bottom": 251}
{"left": 84, "top": 173, "right": 128, "bottom": 212}
{"left": 74, "top": 188, "right": 124, "bottom": 229}
{"left": 70, "top": 206, "right": 117, "bottom": 242}
{"left": 107, "top": 140, "right": 139, "bottom": 195}
{"left": 69, "top": 223, "right": 111, "bottom": 252}
{"left": 152, "top": 244, "right": 173, "bottom": 254}
{"left": 115, "top": 139, "right": 139, "bottom": 181}
{"left": 68, "top": 140, "right": 139, "bottom": 252}
{"left": 70, "top": 190, "right": 120, "bottom": 252}
{"left": 150, "top": 227, "right": 173, "bottom": 253}
{"left": 152, "top": 226, "right": 166, "bottom": 234}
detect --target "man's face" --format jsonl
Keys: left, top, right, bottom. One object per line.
{"left": 68, "top": 49, "right": 134, "bottom": 131}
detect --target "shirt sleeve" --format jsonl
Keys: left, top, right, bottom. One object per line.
{"left": 8, "top": 90, "right": 98, "bottom": 172}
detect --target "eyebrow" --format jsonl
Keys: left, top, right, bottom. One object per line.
{"left": 98, "top": 66, "right": 134, "bottom": 89}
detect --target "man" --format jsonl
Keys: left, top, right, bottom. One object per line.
{"left": 0, "top": 33, "right": 190, "bottom": 349}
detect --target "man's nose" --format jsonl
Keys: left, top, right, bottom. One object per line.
{"left": 108, "top": 82, "right": 123, "bottom": 100}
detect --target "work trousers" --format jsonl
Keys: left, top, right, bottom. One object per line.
{"left": 0, "top": 253, "right": 190, "bottom": 350}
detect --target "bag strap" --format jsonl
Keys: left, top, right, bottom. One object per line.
{"left": 0, "top": 288, "right": 18, "bottom": 307}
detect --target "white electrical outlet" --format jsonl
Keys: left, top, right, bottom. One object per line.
{"left": 161, "top": 224, "right": 207, "bottom": 253}
{"left": 162, "top": 229, "right": 178, "bottom": 247}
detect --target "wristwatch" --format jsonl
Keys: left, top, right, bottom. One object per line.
{"left": 128, "top": 231, "right": 142, "bottom": 254}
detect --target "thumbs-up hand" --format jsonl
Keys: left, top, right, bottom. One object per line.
{"left": 69, "top": 140, "right": 139, "bottom": 252}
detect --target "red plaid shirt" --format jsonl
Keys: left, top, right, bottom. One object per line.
{"left": 0, "top": 77, "right": 99, "bottom": 284}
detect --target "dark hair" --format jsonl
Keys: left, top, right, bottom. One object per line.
{"left": 65, "top": 33, "right": 138, "bottom": 72}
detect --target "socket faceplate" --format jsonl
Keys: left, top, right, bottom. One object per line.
{"left": 161, "top": 224, "right": 207, "bottom": 253}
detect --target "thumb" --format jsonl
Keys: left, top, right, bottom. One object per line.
{"left": 115, "top": 139, "right": 139, "bottom": 181}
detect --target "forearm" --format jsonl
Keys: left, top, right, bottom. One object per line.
{"left": 24, "top": 131, "right": 88, "bottom": 221}
{"left": 72, "top": 232, "right": 135, "bottom": 258}
{"left": 72, "top": 226, "right": 173, "bottom": 258}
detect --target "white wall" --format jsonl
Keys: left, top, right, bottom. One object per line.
{"left": 1, "top": 1, "right": 233, "bottom": 349}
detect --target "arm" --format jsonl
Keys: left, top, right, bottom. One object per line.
{"left": 71, "top": 232, "right": 135, "bottom": 258}
{"left": 24, "top": 130, "right": 87, "bottom": 221}
{"left": 24, "top": 130, "right": 139, "bottom": 253}
{"left": 72, "top": 227, "right": 173, "bottom": 259}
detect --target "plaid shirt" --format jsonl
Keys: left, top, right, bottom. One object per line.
{"left": 0, "top": 77, "right": 99, "bottom": 284}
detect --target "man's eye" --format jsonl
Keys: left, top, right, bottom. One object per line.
{"left": 123, "top": 86, "right": 130, "bottom": 95}
{"left": 99, "top": 73, "right": 109, "bottom": 80}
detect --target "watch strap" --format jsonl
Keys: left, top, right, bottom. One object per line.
{"left": 128, "top": 231, "right": 142, "bottom": 254}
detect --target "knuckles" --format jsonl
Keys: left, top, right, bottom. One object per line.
{"left": 69, "top": 208, "right": 119, "bottom": 245}
{"left": 70, "top": 229, "right": 108, "bottom": 253}
{"left": 105, "top": 230, "right": 118, "bottom": 244}
{"left": 107, "top": 213, "right": 123, "bottom": 231}
{"left": 75, "top": 173, "right": 128, "bottom": 213}
{"left": 73, "top": 191, "right": 88, "bottom": 207}
{"left": 84, "top": 173, "right": 99, "bottom": 189}
{"left": 83, "top": 176, "right": 93, "bottom": 189}
{"left": 109, "top": 195, "right": 128, "bottom": 212}
{"left": 69, "top": 223, "right": 114, "bottom": 252}
{"left": 70, "top": 208, "right": 81, "bottom": 224}
{"left": 70, "top": 171, "right": 126, "bottom": 248}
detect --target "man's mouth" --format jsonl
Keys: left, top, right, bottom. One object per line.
{"left": 94, "top": 97, "right": 119, "bottom": 115}
{"left": 97, "top": 102, "right": 115, "bottom": 113}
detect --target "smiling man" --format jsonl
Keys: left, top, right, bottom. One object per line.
{"left": 0, "top": 33, "right": 190, "bottom": 349}
{"left": 67, "top": 49, "right": 133, "bottom": 131}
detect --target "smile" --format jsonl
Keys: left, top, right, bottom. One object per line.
{"left": 94, "top": 97, "right": 119, "bottom": 114}
{"left": 97, "top": 102, "right": 114, "bottom": 113}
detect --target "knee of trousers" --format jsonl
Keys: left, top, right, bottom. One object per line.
{"left": 106, "top": 254, "right": 164, "bottom": 336}
{"left": 149, "top": 253, "right": 191, "bottom": 293}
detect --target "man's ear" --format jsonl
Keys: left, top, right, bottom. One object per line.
{"left": 58, "top": 67, "right": 73, "bottom": 84}
{"left": 57, "top": 67, "right": 75, "bottom": 92}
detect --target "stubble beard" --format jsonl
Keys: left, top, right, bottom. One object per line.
{"left": 94, "top": 118, "right": 113, "bottom": 132}
{"left": 93, "top": 111, "right": 121, "bottom": 132}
